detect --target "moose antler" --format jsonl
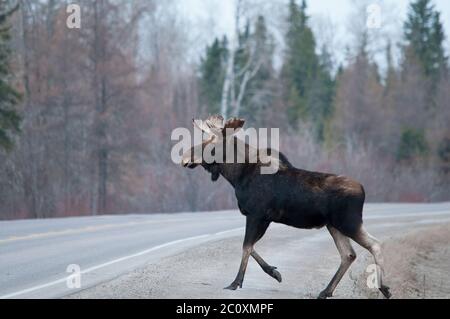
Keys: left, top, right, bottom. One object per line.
{"left": 192, "top": 118, "right": 213, "bottom": 136}
{"left": 206, "top": 115, "right": 225, "bottom": 136}
{"left": 193, "top": 115, "right": 245, "bottom": 137}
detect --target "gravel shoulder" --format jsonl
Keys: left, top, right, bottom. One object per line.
{"left": 363, "top": 223, "right": 450, "bottom": 299}
{"left": 66, "top": 223, "right": 450, "bottom": 299}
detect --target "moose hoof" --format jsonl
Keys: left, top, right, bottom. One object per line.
{"left": 379, "top": 286, "right": 392, "bottom": 299}
{"left": 317, "top": 290, "right": 332, "bottom": 299}
{"left": 224, "top": 282, "right": 241, "bottom": 290}
{"left": 268, "top": 267, "right": 282, "bottom": 283}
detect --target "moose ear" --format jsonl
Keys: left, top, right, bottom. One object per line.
{"left": 206, "top": 115, "right": 224, "bottom": 129}
{"left": 223, "top": 118, "right": 245, "bottom": 136}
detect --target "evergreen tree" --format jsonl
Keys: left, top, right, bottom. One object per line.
{"left": 281, "top": 0, "right": 333, "bottom": 138}
{"left": 404, "top": 0, "right": 447, "bottom": 79}
{"left": 282, "top": 0, "right": 316, "bottom": 127}
{"left": 438, "top": 137, "right": 450, "bottom": 171}
{"left": 0, "top": 1, "right": 21, "bottom": 151}
{"left": 400, "top": 0, "right": 447, "bottom": 162}
{"left": 309, "top": 45, "right": 335, "bottom": 141}
{"left": 397, "top": 128, "right": 429, "bottom": 161}
{"left": 199, "top": 37, "right": 228, "bottom": 114}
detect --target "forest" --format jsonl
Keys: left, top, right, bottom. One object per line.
{"left": 0, "top": 0, "right": 449, "bottom": 220}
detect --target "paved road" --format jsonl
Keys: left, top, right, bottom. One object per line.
{"left": 1, "top": 203, "right": 450, "bottom": 299}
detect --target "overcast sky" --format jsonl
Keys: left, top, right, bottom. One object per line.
{"left": 178, "top": 0, "right": 450, "bottom": 70}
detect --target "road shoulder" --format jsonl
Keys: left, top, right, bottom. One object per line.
{"left": 356, "top": 223, "right": 450, "bottom": 299}
{"left": 66, "top": 223, "right": 450, "bottom": 299}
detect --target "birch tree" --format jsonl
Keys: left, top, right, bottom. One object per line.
{"left": 220, "top": 0, "right": 266, "bottom": 119}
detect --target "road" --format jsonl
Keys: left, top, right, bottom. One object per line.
{"left": 1, "top": 203, "right": 450, "bottom": 299}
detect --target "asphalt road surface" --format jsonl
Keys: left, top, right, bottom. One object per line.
{"left": 1, "top": 203, "right": 450, "bottom": 299}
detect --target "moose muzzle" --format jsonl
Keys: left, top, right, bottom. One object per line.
{"left": 181, "top": 150, "right": 201, "bottom": 169}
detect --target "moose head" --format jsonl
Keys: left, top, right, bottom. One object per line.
{"left": 181, "top": 115, "right": 246, "bottom": 182}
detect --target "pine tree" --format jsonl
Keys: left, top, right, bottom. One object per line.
{"left": 281, "top": 0, "right": 334, "bottom": 138}
{"left": 282, "top": 0, "right": 315, "bottom": 127}
{"left": 400, "top": 0, "right": 447, "bottom": 162}
{"left": 0, "top": 1, "right": 21, "bottom": 151}
{"left": 404, "top": 0, "right": 447, "bottom": 79}
{"left": 397, "top": 128, "right": 429, "bottom": 162}
{"left": 430, "top": 11, "right": 447, "bottom": 75}
{"left": 309, "top": 45, "right": 335, "bottom": 141}
{"left": 199, "top": 37, "right": 228, "bottom": 114}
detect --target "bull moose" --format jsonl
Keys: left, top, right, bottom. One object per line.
{"left": 181, "top": 115, "right": 391, "bottom": 299}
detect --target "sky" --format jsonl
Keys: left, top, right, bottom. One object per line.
{"left": 179, "top": 0, "right": 450, "bottom": 70}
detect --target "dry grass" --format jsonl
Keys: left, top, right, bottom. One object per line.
{"left": 354, "top": 224, "right": 450, "bottom": 299}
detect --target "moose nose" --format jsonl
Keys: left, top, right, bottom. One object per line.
{"left": 181, "top": 155, "right": 194, "bottom": 167}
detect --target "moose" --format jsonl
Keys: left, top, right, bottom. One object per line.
{"left": 181, "top": 115, "right": 391, "bottom": 299}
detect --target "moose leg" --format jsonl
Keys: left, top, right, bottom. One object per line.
{"left": 250, "top": 216, "right": 282, "bottom": 283}
{"left": 318, "top": 226, "right": 356, "bottom": 299}
{"left": 351, "top": 226, "right": 391, "bottom": 299}
{"left": 251, "top": 250, "right": 282, "bottom": 283}
{"left": 224, "top": 217, "right": 270, "bottom": 290}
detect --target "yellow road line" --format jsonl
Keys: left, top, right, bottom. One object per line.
{"left": 0, "top": 219, "right": 181, "bottom": 244}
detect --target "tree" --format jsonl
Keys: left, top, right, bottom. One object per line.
{"left": 217, "top": 0, "right": 270, "bottom": 119}
{"left": 397, "top": 128, "right": 429, "bottom": 161}
{"left": 404, "top": 0, "right": 447, "bottom": 80}
{"left": 438, "top": 137, "right": 450, "bottom": 172}
{"left": 381, "top": 41, "right": 403, "bottom": 154}
{"left": 281, "top": 0, "right": 333, "bottom": 137}
{"left": 333, "top": 45, "right": 384, "bottom": 148}
{"left": 199, "top": 10, "right": 274, "bottom": 122}
{"left": 308, "top": 45, "right": 335, "bottom": 141}
{"left": 282, "top": 0, "right": 315, "bottom": 126}
{"left": 235, "top": 15, "right": 275, "bottom": 125}
{"left": 398, "top": 0, "right": 448, "bottom": 163}
{"left": 83, "top": 0, "right": 145, "bottom": 215}
{"left": 199, "top": 37, "right": 227, "bottom": 114}
{"left": 0, "top": 1, "right": 20, "bottom": 151}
